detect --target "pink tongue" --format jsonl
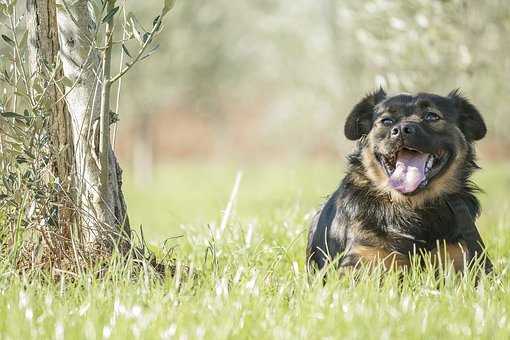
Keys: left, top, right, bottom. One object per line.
{"left": 388, "top": 150, "right": 428, "bottom": 193}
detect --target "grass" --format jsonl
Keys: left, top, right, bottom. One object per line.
{"left": 0, "top": 160, "right": 509, "bottom": 339}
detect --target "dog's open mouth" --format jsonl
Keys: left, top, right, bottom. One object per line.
{"left": 378, "top": 148, "right": 450, "bottom": 194}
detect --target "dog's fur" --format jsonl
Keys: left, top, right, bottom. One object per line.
{"left": 307, "top": 89, "right": 492, "bottom": 273}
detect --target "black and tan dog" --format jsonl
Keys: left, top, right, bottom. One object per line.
{"left": 307, "top": 89, "right": 492, "bottom": 274}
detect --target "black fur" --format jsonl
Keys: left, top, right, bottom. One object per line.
{"left": 307, "top": 142, "right": 481, "bottom": 269}
{"left": 344, "top": 88, "right": 386, "bottom": 140}
{"left": 448, "top": 89, "right": 487, "bottom": 141}
{"left": 307, "top": 90, "right": 491, "bottom": 273}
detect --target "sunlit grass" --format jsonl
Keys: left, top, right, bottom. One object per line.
{"left": 0, "top": 161, "right": 509, "bottom": 339}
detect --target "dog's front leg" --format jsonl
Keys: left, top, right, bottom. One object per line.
{"left": 341, "top": 244, "right": 410, "bottom": 270}
{"left": 447, "top": 198, "right": 493, "bottom": 273}
{"left": 429, "top": 240, "right": 469, "bottom": 272}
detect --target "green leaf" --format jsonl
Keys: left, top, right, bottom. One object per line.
{"left": 143, "top": 32, "right": 150, "bottom": 43}
{"left": 162, "top": 0, "right": 176, "bottom": 17}
{"left": 19, "top": 30, "right": 28, "bottom": 49}
{"left": 1, "top": 111, "right": 23, "bottom": 119}
{"left": 121, "top": 44, "right": 133, "bottom": 58}
{"left": 130, "top": 19, "right": 143, "bottom": 44}
{"left": 153, "top": 15, "right": 162, "bottom": 30}
{"left": 145, "top": 44, "right": 160, "bottom": 57}
{"left": 0, "top": 111, "right": 30, "bottom": 124}
{"left": 14, "top": 91, "right": 30, "bottom": 99}
{"left": 61, "top": 76, "right": 74, "bottom": 87}
{"left": 102, "top": 6, "right": 119, "bottom": 23}
{"left": 1, "top": 34, "right": 14, "bottom": 47}
{"left": 55, "top": 3, "right": 65, "bottom": 11}
{"left": 140, "top": 44, "right": 160, "bottom": 62}
{"left": 88, "top": 1, "right": 97, "bottom": 26}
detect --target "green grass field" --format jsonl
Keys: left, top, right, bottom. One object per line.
{"left": 1, "top": 161, "right": 509, "bottom": 339}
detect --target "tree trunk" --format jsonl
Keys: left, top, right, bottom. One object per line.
{"left": 26, "top": 0, "right": 76, "bottom": 243}
{"left": 26, "top": 0, "right": 130, "bottom": 255}
{"left": 54, "top": 0, "right": 130, "bottom": 252}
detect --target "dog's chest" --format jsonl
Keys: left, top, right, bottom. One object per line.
{"left": 381, "top": 203, "right": 460, "bottom": 251}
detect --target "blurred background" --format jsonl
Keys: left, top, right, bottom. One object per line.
{"left": 117, "top": 0, "right": 510, "bottom": 164}
{"left": 113, "top": 0, "right": 510, "bottom": 242}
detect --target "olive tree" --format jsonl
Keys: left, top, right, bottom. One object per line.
{"left": 0, "top": 0, "right": 173, "bottom": 268}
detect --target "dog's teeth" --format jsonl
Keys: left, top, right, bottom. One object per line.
{"left": 427, "top": 155, "right": 434, "bottom": 169}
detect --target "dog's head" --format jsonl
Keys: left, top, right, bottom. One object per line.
{"left": 345, "top": 89, "right": 486, "bottom": 204}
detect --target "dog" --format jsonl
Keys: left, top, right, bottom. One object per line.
{"left": 307, "top": 89, "right": 492, "bottom": 274}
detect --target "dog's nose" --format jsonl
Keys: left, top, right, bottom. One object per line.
{"left": 402, "top": 123, "right": 417, "bottom": 135}
{"left": 391, "top": 123, "right": 418, "bottom": 138}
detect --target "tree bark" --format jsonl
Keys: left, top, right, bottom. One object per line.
{"left": 54, "top": 0, "right": 130, "bottom": 252}
{"left": 21, "top": 0, "right": 132, "bottom": 254}
{"left": 26, "top": 0, "right": 75, "bottom": 241}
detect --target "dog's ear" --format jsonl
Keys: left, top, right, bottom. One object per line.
{"left": 344, "top": 88, "right": 386, "bottom": 140}
{"left": 448, "top": 89, "right": 487, "bottom": 141}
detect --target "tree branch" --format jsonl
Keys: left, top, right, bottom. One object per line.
{"left": 109, "top": 16, "right": 162, "bottom": 85}
{"left": 99, "top": 0, "right": 116, "bottom": 206}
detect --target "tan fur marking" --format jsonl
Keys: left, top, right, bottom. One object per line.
{"left": 430, "top": 240, "right": 468, "bottom": 272}
{"left": 351, "top": 245, "right": 410, "bottom": 270}
{"left": 361, "top": 129, "right": 469, "bottom": 207}
{"left": 361, "top": 146, "right": 389, "bottom": 191}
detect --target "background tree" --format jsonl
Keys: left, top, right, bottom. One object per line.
{"left": 117, "top": 0, "right": 510, "bottom": 163}
{"left": 25, "top": 0, "right": 76, "bottom": 254}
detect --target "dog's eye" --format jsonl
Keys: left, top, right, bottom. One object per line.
{"left": 381, "top": 118, "right": 394, "bottom": 126}
{"left": 424, "top": 112, "right": 440, "bottom": 122}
